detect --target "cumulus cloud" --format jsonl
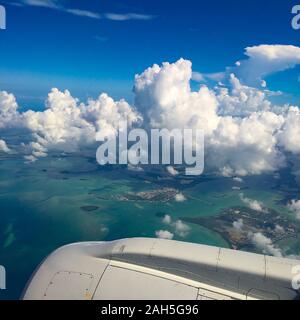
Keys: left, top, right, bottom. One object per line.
{"left": 162, "top": 214, "right": 172, "bottom": 224}
{"left": 207, "top": 110, "right": 285, "bottom": 177}
{"left": 197, "top": 45, "right": 300, "bottom": 88}
{"left": 235, "top": 45, "right": 300, "bottom": 87}
{"left": 277, "top": 107, "right": 300, "bottom": 154}
{"left": 174, "top": 193, "right": 186, "bottom": 202}
{"left": 0, "top": 139, "right": 10, "bottom": 153}
{"left": 249, "top": 232, "right": 282, "bottom": 257}
{"left": 0, "top": 91, "right": 20, "bottom": 129}
{"left": 2, "top": 46, "right": 300, "bottom": 179}
{"left": 134, "top": 59, "right": 219, "bottom": 135}
{"left": 133, "top": 57, "right": 293, "bottom": 177}
{"left": 287, "top": 200, "right": 300, "bottom": 220}
{"left": 194, "top": 44, "right": 300, "bottom": 88}
{"left": 174, "top": 220, "right": 190, "bottom": 237}
{"left": 155, "top": 230, "right": 174, "bottom": 240}
{"left": 24, "top": 155, "right": 38, "bottom": 163}
{"left": 240, "top": 193, "right": 266, "bottom": 212}
{"left": 217, "top": 74, "right": 272, "bottom": 116}
{"left": 162, "top": 214, "right": 190, "bottom": 238}
{"left": 0, "top": 88, "right": 141, "bottom": 161}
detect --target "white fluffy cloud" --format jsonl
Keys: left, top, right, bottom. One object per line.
{"left": 134, "top": 59, "right": 219, "bottom": 135}
{"left": 1, "top": 46, "right": 300, "bottom": 178}
{"left": 0, "top": 88, "right": 141, "bottom": 161}
{"left": 133, "top": 56, "right": 297, "bottom": 177}
{"left": 249, "top": 232, "right": 282, "bottom": 257}
{"left": 155, "top": 230, "right": 174, "bottom": 240}
{"left": 173, "top": 220, "right": 190, "bottom": 237}
{"left": 287, "top": 200, "right": 300, "bottom": 220}
{"left": 235, "top": 45, "right": 300, "bottom": 87}
{"left": 162, "top": 214, "right": 172, "bottom": 224}
{"left": 174, "top": 193, "right": 186, "bottom": 202}
{"left": 0, "top": 91, "right": 20, "bottom": 129}
{"left": 240, "top": 193, "right": 266, "bottom": 212}
{"left": 193, "top": 45, "right": 300, "bottom": 88}
{"left": 0, "top": 139, "right": 10, "bottom": 153}
{"left": 277, "top": 107, "right": 300, "bottom": 154}
{"left": 162, "top": 214, "right": 190, "bottom": 238}
{"left": 217, "top": 74, "right": 272, "bottom": 116}
{"left": 208, "top": 110, "right": 285, "bottom": 176}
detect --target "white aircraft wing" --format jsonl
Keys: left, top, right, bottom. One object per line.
{"left": 22, "top": 238, "right": 300, "bottom": 300}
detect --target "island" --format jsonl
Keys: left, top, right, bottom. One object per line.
{"left": 182, "top": 206, "right": 299, "bottom": 250}
{"left": 117, "top": 188, "right": 179, "bottom": 203}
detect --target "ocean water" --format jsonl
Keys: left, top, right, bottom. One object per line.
{"left": 0, "top": 152, "right": 299, "bottom": 299}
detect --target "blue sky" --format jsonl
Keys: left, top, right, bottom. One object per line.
{"left": 1, "top": 0, "right": 300, "bottom": 108}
